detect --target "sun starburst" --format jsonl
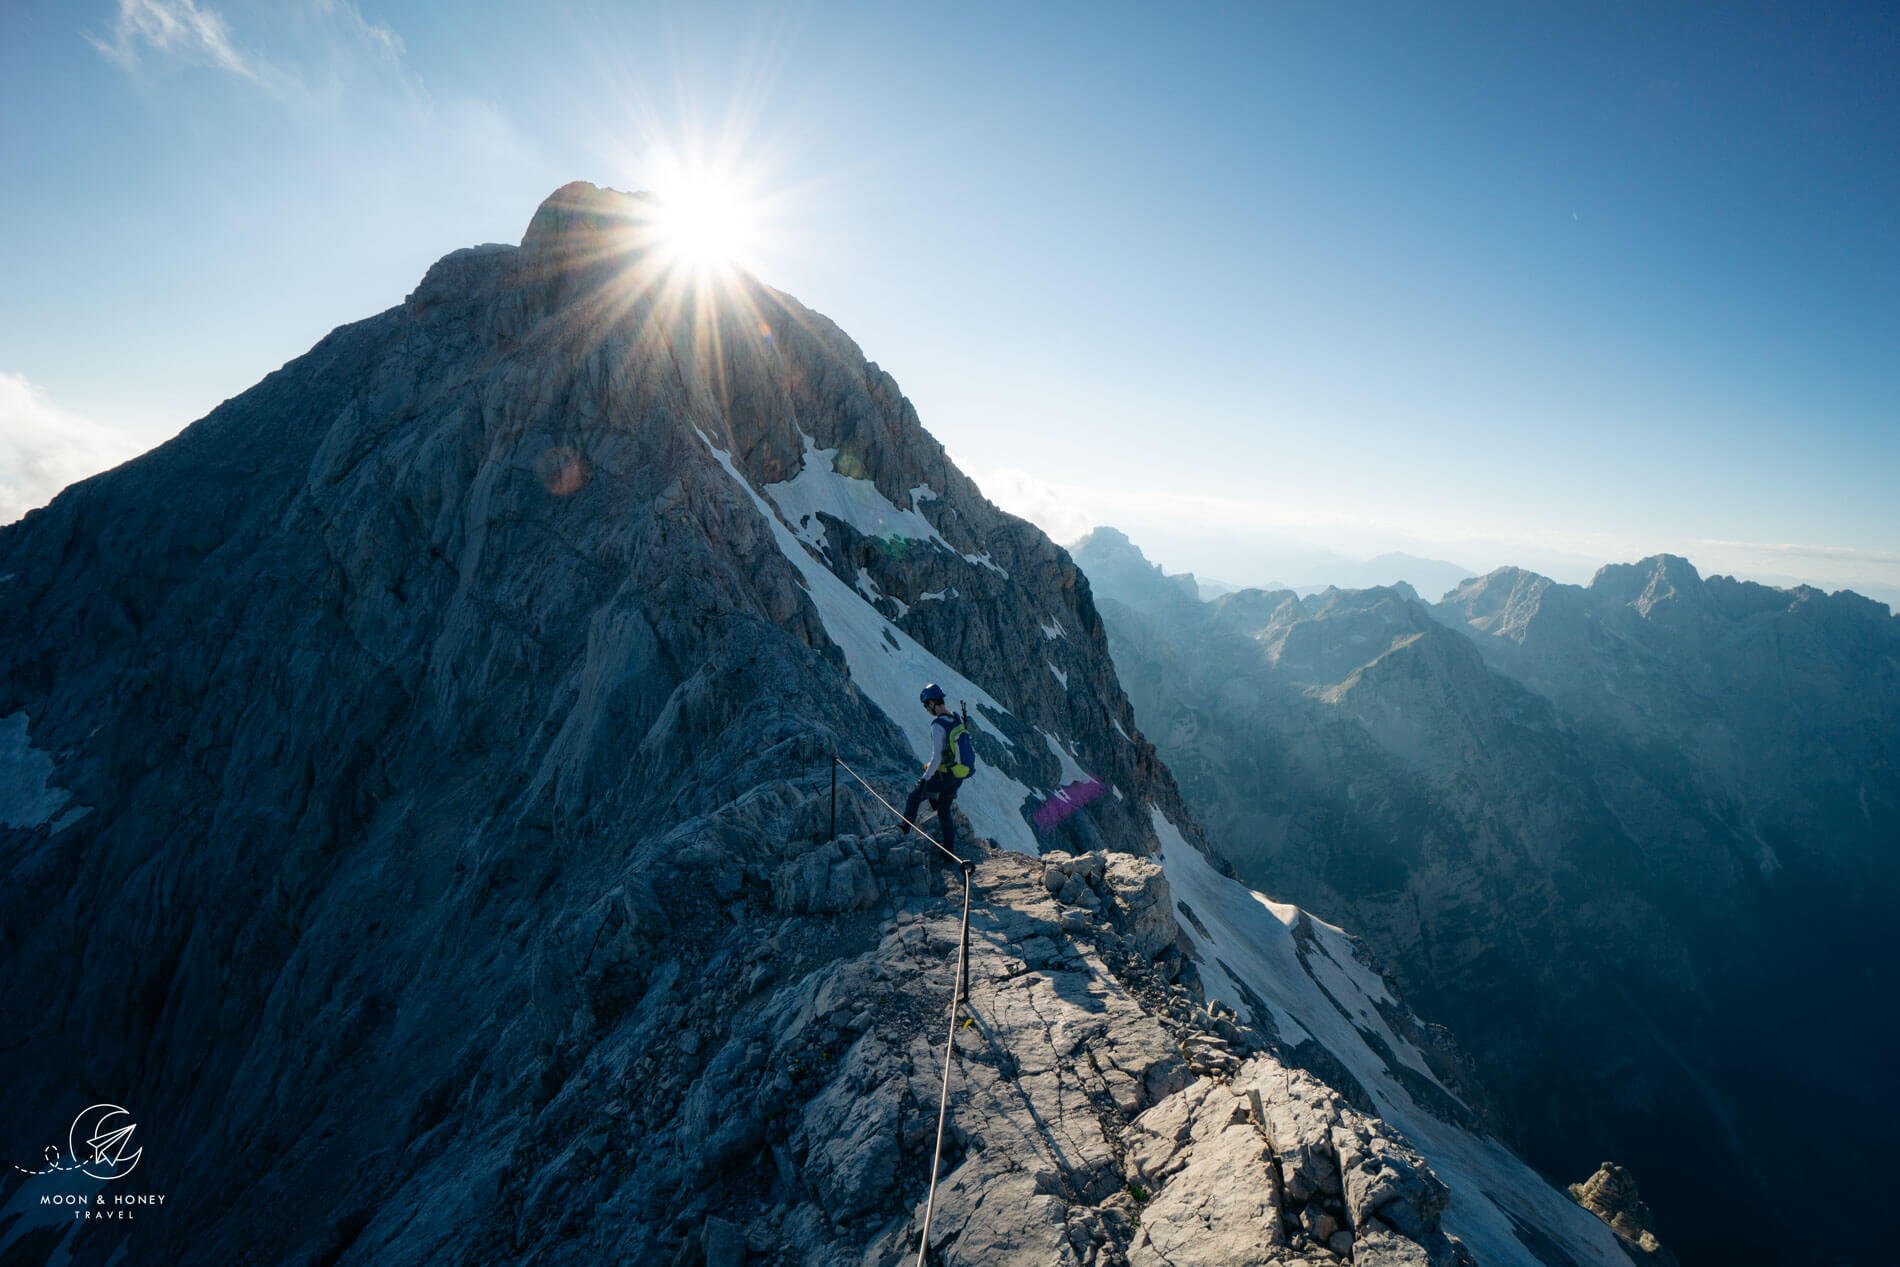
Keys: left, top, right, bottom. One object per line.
{"left": 650, "top": 171, "right": 757, "bottom": 280}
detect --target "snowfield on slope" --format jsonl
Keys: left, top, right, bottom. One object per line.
{"left": 1, "top": 711, "right": 87, "bottom": 834}
{"left": 700, "top": 430, "right": 1047, "bottom": 854}
{"left": 1153, "top": 808, "right": 1632, "bottom": 1267}
{"left": 764, "top": 431, "right": 954, "bottom": 555}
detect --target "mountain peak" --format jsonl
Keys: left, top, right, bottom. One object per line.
{"left": 1433, "top": 566, "right": 1558, "bottom": 641}
{"left": 1072, "top": 527, "right": 1202, "bottom": 615}
{"left": 511, "top": 180, "right": 690, "bottom": 302}
{"left": 520, "top": 180, "right": 657, "bottom": 251}
{"left": 1590, "top": 553, "right": 1707, "bottom": 618}
{"left": 1073, "top": 525, "right": 1137, "bottom": 553}
{"left": 404, "top": 181, "right": 677, "bottom": 316}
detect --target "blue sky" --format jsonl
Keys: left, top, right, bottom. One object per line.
{"left": 3, "top": 1, "right": 1896, "bottom": 602}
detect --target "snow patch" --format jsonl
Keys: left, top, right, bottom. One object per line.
{"left": 1047, "top": 661, "right": 1069, "bottom": 689}
{"left": 1039, "top": 729, "right": 1095, "bottom": 789}
{"left": 1, "top": 712, "right": 74, "bottom": 830}
{"left": 1039, "top": 617, "right": 1066, "bottom": 641}
{"left": 765, "top": 431, "right": 953, "bottom": 554}
{"left": 854, "top": 569, "right": 912, "bottom": 619}
{"left": 698, "top": 431, "right": 1037, "bottom": 850}
{"left": 1111, "top": 718, "right": 1131, "bottom": 742}
{"left": 917, "top": 588, "right": 953, "bottom": 603}
{"left": 963, "top": 551, "right": 1009, "bottom": 577}
{"left": 1153, "top": 808, "right": 1632, "bottom": 1267}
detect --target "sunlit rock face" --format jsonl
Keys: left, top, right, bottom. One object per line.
{"left": 1078, "top": 525, "right": 1900, "bottom": 1267}
{"left": 1, "top": 184, "right": 1630, "bottom": 1266}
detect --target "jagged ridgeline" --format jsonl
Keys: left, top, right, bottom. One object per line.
{"left": 2, "top": 184, "right": 1632, "bottom": 1266}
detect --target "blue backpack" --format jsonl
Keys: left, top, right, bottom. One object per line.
{"left": 939, "top": 709, "right": 977, "bottom": 780}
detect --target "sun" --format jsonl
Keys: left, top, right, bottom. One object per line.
{"left": 650, "top": 169, "right": 759, "bottom": 278}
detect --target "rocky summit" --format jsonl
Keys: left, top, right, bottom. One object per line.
{"left": 3, "top": 184, "right": 1630, "bottom": 1266}
{"left": 1074, "top": 526, "right": 1899, "bottom": 1267}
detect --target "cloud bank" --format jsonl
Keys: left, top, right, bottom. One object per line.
{"left": 0, "top": 374, "right": 142, "bottom": 525}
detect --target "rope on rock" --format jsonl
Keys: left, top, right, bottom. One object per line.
{"left": 830, "top": 754, "right": 975, "bottom": 1267}
{"left": 915, "top": 855, "right": 973, "bottom": 1267}
{"left": 832, "top": 754, "right": 965, "bottom": 867}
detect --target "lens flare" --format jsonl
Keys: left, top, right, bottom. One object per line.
{"left": 1033, "top": 778, "right": 1107, "bottom": 831}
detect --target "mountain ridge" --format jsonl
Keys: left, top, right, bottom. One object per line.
{"left": 1, "top": 184, "right": 1636, "bottom": 1266}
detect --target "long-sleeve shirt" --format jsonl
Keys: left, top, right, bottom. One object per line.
{"left": 920, "top": 712, "right": 956, "bottom": 777}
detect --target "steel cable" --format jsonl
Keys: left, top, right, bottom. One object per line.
{"left": 830, "top": 755, "right": 974, "bottom": 1267}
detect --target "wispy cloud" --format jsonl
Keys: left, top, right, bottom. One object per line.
{"left": 971, "top": 467, "right": 1097, "bottom": 544}
{"left": 80, "top": 0, "right": 531, "bottom": 171}
{"left": 0, "top": 374, "right": 143, "bottom": 525}
{"left": 85, "top": 0, "right": 260, "bottom": 81}
{"left": 1680, "top": 536, "right": 1900, "bottom": 606}
{"left": 312, "top": 0, "right": 404, "bottom": 68}
{"left": 85, "top": 0, "right": 415, "bottom": 106}
{"left": 971, "top": 465, "right": 1378, "bottom": 546}
{"left": 1691, "top": 538, "right": 1900, "bottom": 567}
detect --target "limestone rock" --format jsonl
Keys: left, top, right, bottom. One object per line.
{"left": 1570, "top": 1162, "right": 1678, "bottom": 1265}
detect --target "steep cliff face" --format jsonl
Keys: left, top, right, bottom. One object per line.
{"left": 0, "top": 186, "right": 1628, "bottom": 1266}
{"left": 1076, "top": 527, "right": 1900, "bottom": 1267}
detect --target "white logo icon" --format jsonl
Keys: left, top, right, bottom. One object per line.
{"left": 70, "top": 1104, "right": 142, "bottom": 1180}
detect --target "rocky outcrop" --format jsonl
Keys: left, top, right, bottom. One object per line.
{"left": 1568, "top": 1165, "right": 1674, "bottom": 1266}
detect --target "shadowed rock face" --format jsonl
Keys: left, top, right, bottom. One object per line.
{"left": 1077, "top": 526, "right": 1900, "bottom": 1267}
{"left": 0, "top": 185, "right": 1620, "bottom": 1266}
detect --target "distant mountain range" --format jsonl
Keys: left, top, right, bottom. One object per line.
{"left": 1103, "top": 535, "right": 1484, "bottom": 606}
{"left": 1075, "top": 525, "right": 1900, "bottom": 1267}
{"left": 1148, "top": 536, "right": 1900, "bottom": 617}
{"left": 1191, "top": 552, "right": 1482, "bottom": 604}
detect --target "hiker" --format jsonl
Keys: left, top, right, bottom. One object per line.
{"left": 901, "top": 683, "right": 973, "bottom": 852}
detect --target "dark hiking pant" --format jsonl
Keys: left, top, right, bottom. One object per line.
{"left": 904, "top": 770, "right": 961, "bottom": 853}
